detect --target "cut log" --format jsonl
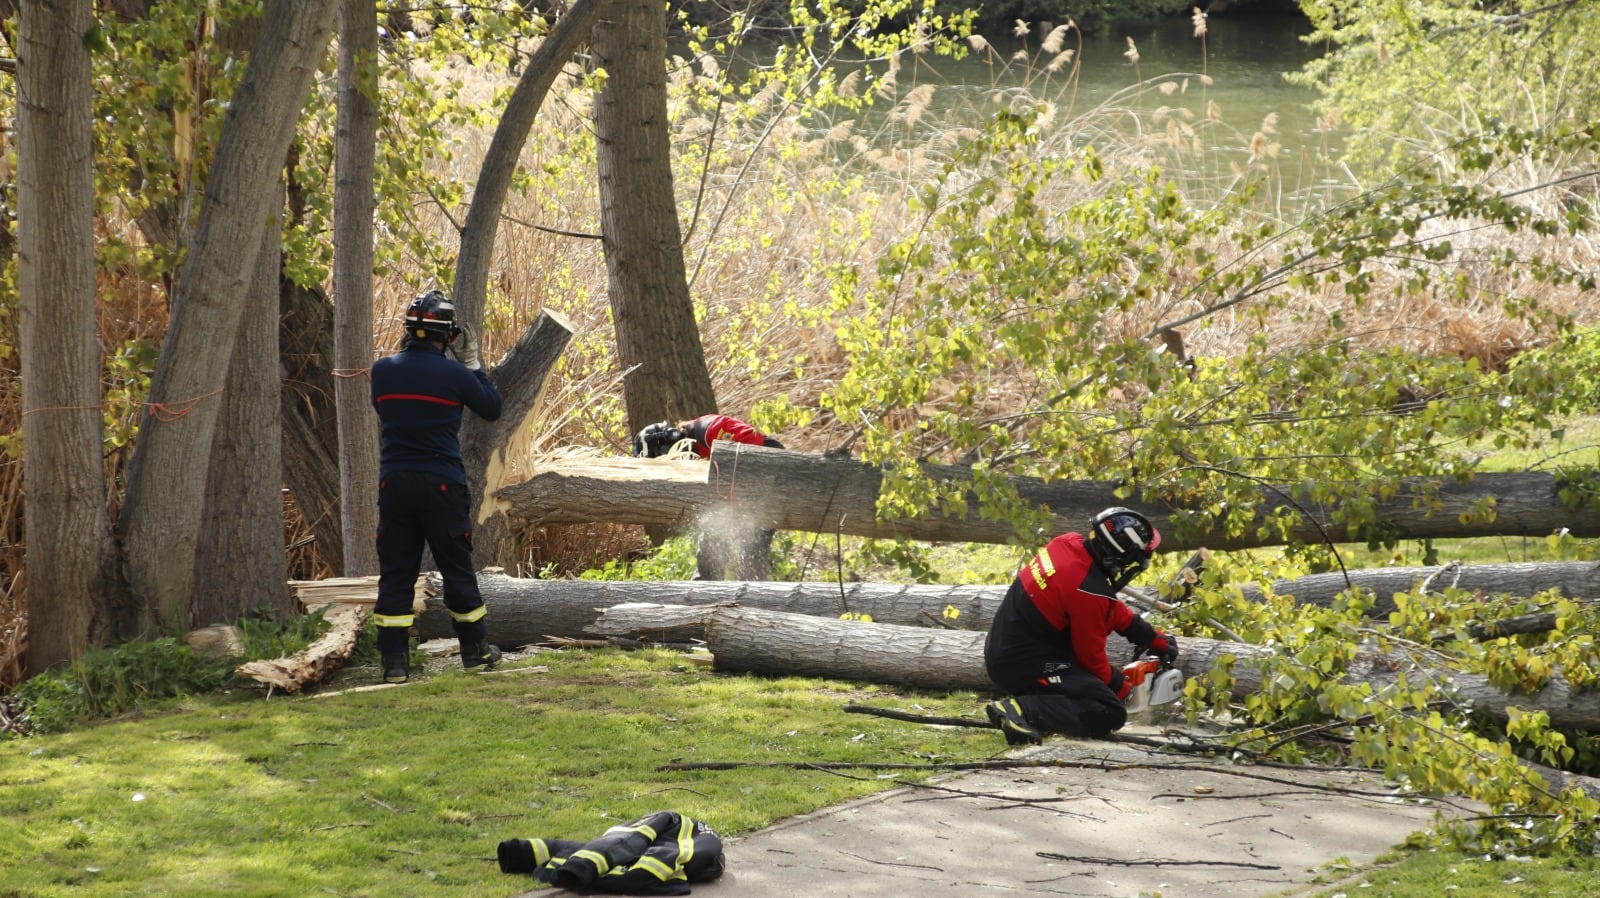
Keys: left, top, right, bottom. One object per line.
{"left": 495, "top": 443, "right": 1600, "bottom": 550}
{"left": 412, "top": 570, "right": 1008, "bottom": 643}
{"left": 696, "top": 606, "right": 1600, "bottom": 733}
{"left": 235, "top": 604, "right": 367, "bottom": 694}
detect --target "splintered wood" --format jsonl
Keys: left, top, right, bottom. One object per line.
{"left": 289, "top": 574, "right": 427, "bottom": 614}
{"left": 235, "top": 604, "right": 368, "bottom": 694}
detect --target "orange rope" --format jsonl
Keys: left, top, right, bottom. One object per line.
{"left": 146, "top": 387, "right": 224, "bottom": 423}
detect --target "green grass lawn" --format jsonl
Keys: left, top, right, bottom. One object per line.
{"left": 0, "top": 647, "right": 995, "bottom": 898}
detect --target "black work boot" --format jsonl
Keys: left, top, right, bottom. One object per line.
{"left": 985, "top": 697, "right": 1043, "bottom": 746}
{"left": 461, "top": 640, "right": 502, "bottom": 671}
{"left": 381, "top": 652, "right": 411, "bottom": 684}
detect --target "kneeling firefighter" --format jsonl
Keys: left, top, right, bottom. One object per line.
{"left": 983, "top": 506, "right": 1181, "bottom": 745}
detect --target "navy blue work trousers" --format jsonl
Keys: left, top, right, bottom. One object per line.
{"left": 374, "top": 470, "right": 487, "bottom": 653}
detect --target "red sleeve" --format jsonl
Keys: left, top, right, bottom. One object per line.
{"left": 1072, "top": 598, "right": 1136, "bottom": 685}
{"left": 702, "top": 415, "right": 766, "bottom": 447}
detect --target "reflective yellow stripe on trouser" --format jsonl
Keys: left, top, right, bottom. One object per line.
{"left": 374, "top": 613, "right": 414, "bottom": 630}
{"left": 450, "top": 605, "right": 487, "bottom": 624}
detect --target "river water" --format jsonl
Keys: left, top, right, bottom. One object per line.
{"left": 867, "top": 9, "right": 1336, "bottom": 204}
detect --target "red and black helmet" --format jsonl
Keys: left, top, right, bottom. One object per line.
{"left": 404, "top": 290, "right": 461, "bottom": 342}
{"left": 1085, "top": 506, "right": 1161, "bottom": 589}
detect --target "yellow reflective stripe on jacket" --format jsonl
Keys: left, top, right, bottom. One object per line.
{"left": 627, "top": 855, "right": 681, "bottom": 882}
{"left": 449, "top": 605, "right": 487, "bottom": 624}
{"left": 531, "top": 839, "right": 552, "bottom": 867}
{"left": 571, "top": 849, "right": 610, "bottom": 875}
{"left": 373, "top": 613, "right": 414, "bottom": 628}
{"left": 676, "top": 817, "right": 696, "bottom": 866}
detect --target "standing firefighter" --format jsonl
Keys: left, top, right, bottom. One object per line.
{"left": 369, "top": 290, "right": 504, "bottom": 683}
{"left": 983, "top": 507, "right": 1180, "bottom": 744}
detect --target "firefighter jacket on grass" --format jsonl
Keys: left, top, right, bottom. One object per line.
{"left": 498, "top": 810, "right": 725, "bottom": 895}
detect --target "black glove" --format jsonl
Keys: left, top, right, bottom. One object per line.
{"left": 1109, "top": 668, "right": 1131, "bottom": 701}
{"left": 1148, "top": 632, "right": 1179, "bottom": 666}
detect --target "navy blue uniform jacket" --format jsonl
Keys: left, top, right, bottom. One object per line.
{"left": 370, "top": 341, "right": 503, "bottom": 484}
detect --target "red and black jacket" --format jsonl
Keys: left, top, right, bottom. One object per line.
{"left": 985, "top": 532, "right": 1159, "bottom": 692}
{"left": 680, "top": 414, "right": 781, "bottom": 459}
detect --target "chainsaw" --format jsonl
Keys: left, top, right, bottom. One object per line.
{"left": 1120, "top": 655, "right": 1184, "bottom": 713}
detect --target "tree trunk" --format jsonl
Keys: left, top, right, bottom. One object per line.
{"left": 192, "top": 182, "right": 292, "bottom": 627}
{"left": 333, "top": 0, "right": 381, "bottom": 576}
{"left": 119, "top": 1, "right": 337, "bottom": 634}
{"left": 278, "top": 280, "right": 345, "bottom": 570}
{"left": 1252, "top": 561, "right": 1600, "bottom": 616}
{"left": 412, "top": 571, "right": 1004, "bottom": 643}
{"left": 451, "top": 0, "right": 605, "bottom": 327}
{"left": 17, "top": 0, "right": 122, "bottom": 671}
{"left": 462, "top": 309, "right": 575, "bottom": 571}
{"left": 431, "top": 0, "right": 598, "bottom": 571}
{"left": 496, "top": 445, "right": 1600, "bottom": 550}
{"left": 697, "top": 606, "right": 1600, "bottom": 732}
{"left": 592, "top": 0, "right": 718, "bottom": 442}
{"left": 272, "top": 0, "right": 601, "bottom": 577}
{"left": 415, "top": 564, "right": 1600, "bottom": 648}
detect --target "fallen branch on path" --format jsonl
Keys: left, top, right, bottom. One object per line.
{"left": 1037, "top": 852, "right": 1280, "bottom": 870}
{"left": 841, "top": 702, "right": 1235, "bottom": 756}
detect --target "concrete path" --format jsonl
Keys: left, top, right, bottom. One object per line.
{"left": 701, "top": 726, "right": 1467, "bottom": 897}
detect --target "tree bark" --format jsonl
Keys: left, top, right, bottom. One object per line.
{"left": 17, "top": 0, "right": 122, "bottom": 671}
{"left": 496, "top": 444, "right": 1600, "bottom": 551}
{"left": 592, "top": 0, "right": 718, "bottom": 442}
{"left": 119, "top": 1, "right": 337, "bottom": 633}
{"left": 697, "top": 606, "right": 1600, "bottom": 732}
{"left": 333, "top": 0, "right": 381, "bottom": 576}
{"left": 192, "top": 182, "right": 291, "bottom": 627}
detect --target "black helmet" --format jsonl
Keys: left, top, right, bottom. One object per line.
{"left": 405, "top": 290, "right": 461, "bottom": 342}
{"left": 633, "top": 421, "right": 686, "bottom": 458}
{"left": 1085, "top": 507, "right": 1161, "bottom": 589}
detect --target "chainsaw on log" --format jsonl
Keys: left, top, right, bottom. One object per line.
{"left": 1120, "top": 655, "right": 1184, "bottom": 713}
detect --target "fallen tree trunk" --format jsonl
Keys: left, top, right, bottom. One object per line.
{"left": 1253, "top": 561, "right": 1600, "bottom": 615}
{"left": 695, "top": 606, "right": 1600, "bottom": 733}
{"left": 494, "top": 443, "right": 1600, "bottom": 550}
{"left": 413, "top": 571, "right": 1007, "bottom": 642}
{"left": 416, "top": 563, "right": 1595, "bottom": 646}
{"left": 236, "top": 604, "right": 366, "bottom": 694}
